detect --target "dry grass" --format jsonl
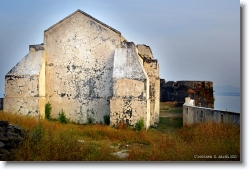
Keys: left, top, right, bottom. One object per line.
{"left": 0, "top": 111, "right": 240, "bottom": 161}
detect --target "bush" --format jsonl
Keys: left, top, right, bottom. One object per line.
{"left": 45, "top": 102, "right": 52, "bottom": 120}
{"left": 58, "top": 109, "right": 68, "bottom": 124}
{"left": 103, "top": 115, "right": 110, "bottom": 125}
{"left": 87, "top": 116, "right": 94, "bottom": 124}
{"left": 31, "top": 121, "right": 44, "bottom": 143}
{"left": 135, "top": 118, "right": 144, "bottom": 131}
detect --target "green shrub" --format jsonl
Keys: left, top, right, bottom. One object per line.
{"left": 45, "top": 102, "right": 52, "bottom": 120}
{"left": 32, "top": 121, "right": 44, "bottom": 142}
{"left": 135, "top": 118, "right": 144, "bottom": 131}
{"left": 103, "top": 115, "right": 110, "bottom": 125}
{"left": 58, "top": 109, "right": 68, "bottom": 124}
{"left": 87, "top": 116, "right": 94, "bottom": 124}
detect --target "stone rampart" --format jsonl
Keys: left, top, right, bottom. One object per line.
{"left": 4, "top": 47, "right": 45, "bottom": 118}
{"left": 110, "top": 42, "right": 150, "bottom": 129}
{"left": 183, "top": 98, "right": 240, "bottom": 126}
{"left": 4, "top": 9, "right": 160, "bottom": 127}
{"left": 160, "top": 79, "right": 214, "bottom": 108}
{"left": 44, "top": 10, "right": 122, "bottom": 123}
{"left": 137, "top": 45, "right": 160, "bottom": 125}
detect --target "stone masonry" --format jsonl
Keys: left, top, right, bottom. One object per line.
{"left": 160, "top": 80, "right": 214, "bottom": 108}
{"left": 110, "top": 42, "right": 150, "bottom": 128}
{"left": 4, "top": 9, "right": 160, "bottom": 129}
{"left": 137, "top": 45, "right": 160, "bottom": 124}
{"left": 4, "top": 45, "right": 45, "bottom": 118}
{"left": 183, "top": 97, "right": 239, "bottom": 126}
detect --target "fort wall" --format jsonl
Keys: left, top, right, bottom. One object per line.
{"left": 138, "top": 45, "right": 160, "bottom": 124}
{"left": 183, "top": 97, "right": 240, "bottom": 126}
{"left": 44, "top": 11, "right": 122, "bottom": 123}
{"left": 4, "top": 46, "right": 44, "bottom": 118}
{"left": 110, "top": 42, "right": 150, "bottom": 128}
{"left": 3, "top": 9, "right": 160, "bottom": 128}
{"left": 160, "top": 79, "right": 214, "bottom": 108}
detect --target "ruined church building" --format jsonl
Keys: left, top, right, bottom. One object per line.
{"left": 4, "top": 10, "right": 160, "bottom": 128}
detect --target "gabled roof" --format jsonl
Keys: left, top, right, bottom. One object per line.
{"left": 44, "top": 9, "right": 121, "bottom": 35}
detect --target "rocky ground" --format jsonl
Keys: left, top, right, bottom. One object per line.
{"left": 0, "top": 121, "right": 25, "bottom": 160}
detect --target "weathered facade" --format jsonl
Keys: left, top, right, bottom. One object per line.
{"left": 160, "top": 80, "right": 214, "bottom": 108}
{"left": 110, "top": 42, "right": 150, "bottom": 128}
{"left": 137, "top": 45, "right": 160, "bottom": 124}
{"left": 4, "top": 46, "right": 46, "bottom": 118}
{"left": 4, "top": 10, "right": 160, "bottom": 128}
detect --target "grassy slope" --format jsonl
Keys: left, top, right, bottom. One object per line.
{"left": 160, "top": 101, "right": 183, "bottom": 113}
{"left": 0, "top": 109, "right": 240, "bottom": 161}
{"left": 157, "top": 102, "right": 183, "bottom": 133}
{"left": 157, "top": 117, "right": 183, "bottom": 133}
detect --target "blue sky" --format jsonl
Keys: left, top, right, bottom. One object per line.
{"left": 0, "top": 0, "right": 240, "bottom": 96}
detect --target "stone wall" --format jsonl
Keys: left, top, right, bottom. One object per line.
{"left": 4, "top": 46, "right": 44, "bottom": 118}
{"left": 160, "top": 80, "right": 214, "bottom": 108}
{"left": 136, "top": 44, "right": 154, "bottom": 59}
{"left": 137, "top": 45, "right": 160, "bottom": 125}
{"left": 44, "top": 10, "right": 123, "bottom": 123}
{"left": 110, "top": 42, "right": 150, "bottom": 129}
{"left": 4, "top": 9, "right": 160, "bottom": 127}
{"left": 183, "top": 97, "right": 240, "bottom": 126}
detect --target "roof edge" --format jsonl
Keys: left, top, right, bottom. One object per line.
{"left": 44, "top": 9, "right": 121, "bottom": 35}
{"left": 136, "top": 44, "right": 154, "bottom": 57}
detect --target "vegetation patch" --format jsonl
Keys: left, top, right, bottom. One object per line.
{"left": 157, "top": 117, "right": 183, "bottom": 133}
{"left": 160, "top": 102, "right": 183, "bottom": 113}
{"left": 0, "top": 111, "right": 240, "bottom": 161}
{"left": 103, "top": 115, "right": 110, "bottom": 125}
{"left": 87, "top": 116, "right": 94, "bottom": 125}
{"left": 58, "top": 109, "right": 68, "bottom": 124}
{"left": 135, "top": 118, "right": 144, "bottom": 131}
{"left": 45, "top": 102, "right": 52, "bottom": 120}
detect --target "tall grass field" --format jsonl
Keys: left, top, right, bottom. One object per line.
{"left": 0, "top": 109, "right": 240, "bottom": 161}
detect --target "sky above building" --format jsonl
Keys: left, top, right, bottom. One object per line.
{"left": 0, "top": 0, "right": 240, "bottom": 96}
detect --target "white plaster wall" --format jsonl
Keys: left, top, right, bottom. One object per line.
{"left": 110, "top": 42, "right": 150, "bottom": 129}
{"left": 5, "top": 75, "right": 39, "bottom": 98}
{"left": 137, "top": 44, "right": 160, "bottom": 125}
{"left": 4, "top": 97, "right": 40, "bottom": 117}
{"left": 112, "top": 43, "right": 147, "bottom": 81}
{"left": 6, "top": 50, "right": 44, "bottom": 75}
{"left": 155, "top": 68, "right": 160, "bottom": 123}
{"left": 44, "top": 11, "right": 122, "bottom": 123}
{"left": 183, "top": 105, "right": 240, "bottom": 126}
{"left": 4, "top": 50, "right": 44, "bottom": 117}
{"left": 38, "top": 52, "right": 46, "bottom": 118}
{"left": 143, "top": 60, "right": 160, "bottom": 125}
{"left": 39, "top": 52, "right": 46, "bottom": 97}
